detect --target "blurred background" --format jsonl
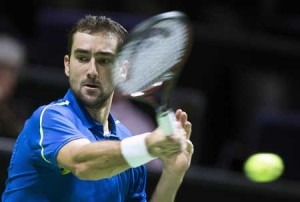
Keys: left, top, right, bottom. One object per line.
{"left": 1, "top": 0, "right": 300, "bottom": 201}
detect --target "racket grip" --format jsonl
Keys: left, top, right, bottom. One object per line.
{"left": 156, "top": 109, "right": 177, "bottom": 136}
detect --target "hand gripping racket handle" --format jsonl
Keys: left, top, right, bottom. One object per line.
{"left": 156, "top": 109, "right": 177, "bottom": 136}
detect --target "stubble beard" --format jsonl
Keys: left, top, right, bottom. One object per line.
{"left": 73, "top": 85, "right": 113, "bottom": 110}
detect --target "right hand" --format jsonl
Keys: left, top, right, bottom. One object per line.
{"left": 145, "top": 122, "right": 185, "bottom": 159}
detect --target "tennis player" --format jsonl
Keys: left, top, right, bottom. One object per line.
{"left": 2, "top": 15, "right": 193, "bottom": 202}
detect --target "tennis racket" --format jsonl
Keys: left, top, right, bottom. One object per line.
{"left": 112, "top": 11, "right": 193, "bottom": 136}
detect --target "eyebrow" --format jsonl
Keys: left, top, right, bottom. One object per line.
{"left": 74, "top": 48, "right": 115, "bottom": 57}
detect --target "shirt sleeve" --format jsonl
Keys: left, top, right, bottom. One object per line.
{"left": 28, "top": 103, "right": 88, "bottom": 169}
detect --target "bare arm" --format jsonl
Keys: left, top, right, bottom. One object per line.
{"left": 57, "top": 139, "right": 129, "bottom": 180}
{"left": 150, "top": 109, "right": 194, "bottom": 202}
{"left": 57, "top": 128, "right": 185, "bottom": 181}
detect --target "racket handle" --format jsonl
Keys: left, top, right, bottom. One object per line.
{"left": 156, "top": 109, "right": 177, "bottom": 136}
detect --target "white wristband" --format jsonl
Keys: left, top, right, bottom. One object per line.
{"left": 121, "top": 133, "right": 156, "bottom": 168}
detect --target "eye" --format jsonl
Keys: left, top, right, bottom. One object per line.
{"left": 77, "top": 55, "right": 90, "bottom": 63}
{"left": 97, "top": 58, "right": 114, "bottom": 65}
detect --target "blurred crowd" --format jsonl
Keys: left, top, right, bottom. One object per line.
{"left": 0, "top": 34, "right": 28, "bottom": 139}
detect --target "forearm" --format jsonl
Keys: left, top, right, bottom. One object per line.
{"left": 58, "top": 133, "right": 156, "bottom": 180}
{"left": 58, "top": 140, "right": 130, "bottom": 180}
{"left": 150, "top": 170, "right": 185, "bottom": 202}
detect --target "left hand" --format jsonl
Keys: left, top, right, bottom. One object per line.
{"left": 160, "top": 109, "right": 194, "bottom": 176}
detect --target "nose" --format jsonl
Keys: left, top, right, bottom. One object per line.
{"left": 87, "top": 58, "right": 98, "bottom": 79}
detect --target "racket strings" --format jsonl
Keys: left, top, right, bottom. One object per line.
{"left": 120, "top": 25, "right": 188, "bottom": 93}
{"left": 114, "top": 19, "right": 190, "bottom": 95}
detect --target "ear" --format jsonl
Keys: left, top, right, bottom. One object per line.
{"left": 118, "top": 60, "right": 129, "bottom": 81}
{"left": 64, "top": 55, "right": 70, "bottom": 77}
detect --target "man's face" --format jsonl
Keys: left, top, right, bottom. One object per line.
{"left": 64, "top": 31, "right": 119, "bottom": 108}
{"left": 0, "top": 63, "right": 18, "bottom": 102}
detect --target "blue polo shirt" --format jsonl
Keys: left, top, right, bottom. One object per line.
{"left": 2, "top": 89, "right": 148, "bottom": 202}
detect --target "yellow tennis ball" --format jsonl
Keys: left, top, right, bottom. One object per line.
{"left": 243, "top": 153, "right": 284, "bottom": 183}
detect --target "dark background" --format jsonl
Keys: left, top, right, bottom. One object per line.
{"left": 2, "top": 0, "right": 300, "bottom": 201}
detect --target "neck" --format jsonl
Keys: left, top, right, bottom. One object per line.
{"left": 85, "top": 93, "right": 114, "bottom": 130}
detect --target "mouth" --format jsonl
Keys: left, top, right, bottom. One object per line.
{"left": 82, "top": 80, "right": 100, "bottom": 88}
{"left": 82, "top": 82, "right": 100, "bottom": 92}
{"left": 85, "top": 84, "right": 99, "bottom": 88}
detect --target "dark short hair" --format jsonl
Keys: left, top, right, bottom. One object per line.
{"left": 67, "top": 15, "right": 128, "bottom": 55}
